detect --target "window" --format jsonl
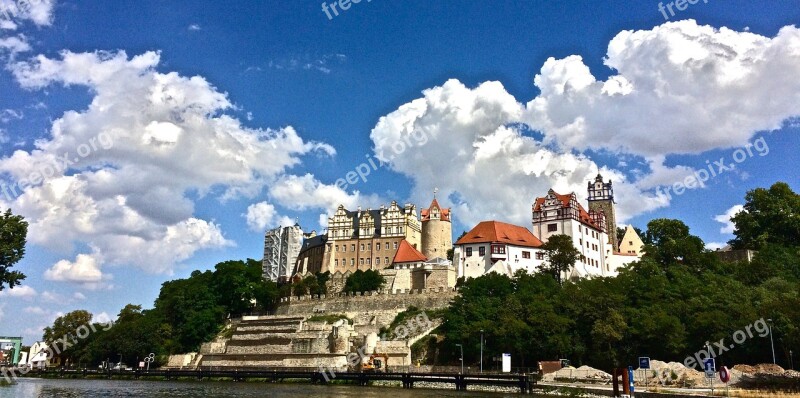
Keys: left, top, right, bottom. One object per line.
{"left": 385, "top": 257, "right": 389, "bottom": 264}
{"left": 336, "top": 245, "right": 339, "bottom": 252}
{"left": 360, "top": 243, "right": 365, "bottom": 251}
{"left": 547, "top": 223, "right": 558, "bottom": 232}
{"left": 335, "top": 259, "right": 338, "bottom": 266}
{"left": 522, "top": 251, "right": 531, "bottom": 259}
{"left": 400, "top": 226, "right": 404, "bottom": 233}
{"left": 360, "top": 258, "right": 364, "bottom": 265}
{"left": 478, "top": 246, "right": 486, "bottom": 256}
{"left": 466, "top": 247, "right": 473, "bottom": 257}
{"left": 367, "top": 258, "right": 371, "bottom": 265}
{"left": 491, "top": 245, "right": 506, "bottom": 255}
{"left": 629, "top": 241, "right": 633, "bottom": 245}
{"left": 376, "top": 257, "right": 380, "bottom": 265}
{"left": 394, "top": 242, "right": 398, "bottom": 249}
{"left": 385, "top": 243, "right": 390, "bottom": 250}
{"left": 535, "top": 252, "right": 544, "bottom": 260}
{"left": 351, "top": 244, "right": 355, "bottom": 252}
{"left": 350, "top": 259, "right": 354, "bottom": 266}
{"left": 579, "top": 239, "right": 582, "bottom": 246}
{"left": 342, "top": 245, "right": 346, "bottom": 252}
{"left": 377, "top": 243, "right": 381, "bottom": 251}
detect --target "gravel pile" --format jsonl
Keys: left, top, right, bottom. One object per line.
{"left": 636, "top": 359, "right": 746, "bottom": 387}
{"left": 542, "top": 365, "right": 611, "bottom": 383}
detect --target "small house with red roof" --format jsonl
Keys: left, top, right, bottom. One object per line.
{"left": 453, "top": 220, "right": 545, "bottom": 279}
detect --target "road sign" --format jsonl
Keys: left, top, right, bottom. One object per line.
{"left": 719, "top": 366, "right": 730, "bottom": 383}
{"left": 502, "top": 353, "right": 511, "bottom": 373}
{"left": 704, "top": 358, "right": 716, "bottom": 378}
{"left": 639, "top": 357, "right": 651, "bottom": 369}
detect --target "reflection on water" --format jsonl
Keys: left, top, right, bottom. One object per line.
{"left": 1, "top": 378, "right": 525, "bottom": 398}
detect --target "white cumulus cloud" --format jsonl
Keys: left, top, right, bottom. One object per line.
{"left": 525, "top": 20, "right": 800, "bottom": 157}
{"left": 244, "top": 202, "right": 294, "bottom": 232}
{"left": 1, "top": 50, "right": 332, "bottom": 277}
{"left": 0, "top": 284, "right": 37, "bottom": 299}
{"left": 714, "top": 204, "right": 744, "bottom": 234}
{"left": 370, "top": 79, "right": 666, "bottom": 227}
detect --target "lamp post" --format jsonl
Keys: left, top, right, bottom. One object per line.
{"left": 768, "top": 319, "right": 776, "bottom": 364}
{"left": 456, "top": 344, "right": 464, "bottom": 374}
{"left": 791, "top": 350, "right": 794, "bottom": 370}
{"left": 480, "top": 330, "right": 484, "bottom": 373}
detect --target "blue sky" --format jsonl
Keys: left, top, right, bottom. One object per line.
{"left": 0, "top": 1, "right": 798, "bottom": 343}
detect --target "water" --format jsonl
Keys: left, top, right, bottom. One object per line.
{"left": 1, "top": 378, "right": 528, "bottom": 397}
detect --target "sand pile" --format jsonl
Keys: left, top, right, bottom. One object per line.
{"left": 753, "top": 363, "right": 785, "bottom": 375}
{"left": 635, "top": 359, "right": 746, "bottom": 387}
{"left": 636, "top": 360, "right": 706, "bottom": 387}
{"left": 542, "top": 365, "right": 611, "bottom": 382}
{"left": 733, "top": 364, "right": 757, "bottom": 374}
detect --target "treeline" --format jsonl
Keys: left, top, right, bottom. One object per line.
{"left": 439, "top": 182, "right": 800, "bottom": 371}
{"left": 45, "top": 259, "right": 279, "bottom": 367}
{"left": 45, "top": 262, "right": 388, "bottom": 367}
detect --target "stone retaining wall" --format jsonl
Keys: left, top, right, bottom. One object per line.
{"left": 276, "top": 288, "right": 456, "bottom": 317}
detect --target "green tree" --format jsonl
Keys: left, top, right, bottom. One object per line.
{"left": 730, "top": 182, "right": 800, "bottom": 250}
{"left": 0, "top": 209, "right": 27, "bottom": 291}
{"left": 43, "top": 310, "right": 94, "bottom": 365}
{"left": 540, "top": 234, "right": 580, "bottom": 285}
{"left": 343, "top": 270, "right": 385, "bottom": 293}
{"left": 642, "top": 219, "right": 711, "bottom": 271}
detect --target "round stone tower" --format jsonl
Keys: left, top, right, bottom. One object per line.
{"left": 420, "top": 193, "right": 452, "bottom": 260}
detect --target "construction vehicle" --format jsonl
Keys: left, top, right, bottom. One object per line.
{"left": 361, "top": 353, "right": 389, "bottom": 373}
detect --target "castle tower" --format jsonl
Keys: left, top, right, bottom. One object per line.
{"left": 420, "top": 190, "right": 452, "bottom": 260}
{"left": 587, "top": 174, "right": 618, "bottom": 251}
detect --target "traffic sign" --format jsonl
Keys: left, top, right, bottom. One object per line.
{"left": 719, "top": 366, "right": 730, "bottom": 383}
{"left": 639, "top": 357, "right": 651, "bottom": 369}
{"left": 704, "top": 358, "right": 716, "bottom": 378}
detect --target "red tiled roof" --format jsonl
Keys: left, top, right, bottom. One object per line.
{"left": 533, "top": 190, "right": 603, "bottom": 231}
{"left": 455, "top": 221, "right": 543, "bottom": 248}
{"left": 421, "top": 198, "right": 450, "bottom": 222}
{"left": 392, "top": 240, "right": 427, "bottom": 263}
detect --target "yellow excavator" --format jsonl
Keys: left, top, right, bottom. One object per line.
{"left": 361, "top": 353, "right": 389, "bottom": 373}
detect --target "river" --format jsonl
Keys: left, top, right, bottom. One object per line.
{"left": 1, "top": 378, "right": 532, "bottom": 397}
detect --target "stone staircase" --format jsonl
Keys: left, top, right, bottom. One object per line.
{"left": 199, "top": 315, "right": 352, "bottom": 369}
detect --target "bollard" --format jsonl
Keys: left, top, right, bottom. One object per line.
{"left": 622, "top": 368, "right": 630, "bottom": 396}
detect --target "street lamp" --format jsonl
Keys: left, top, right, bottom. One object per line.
{"left": 768, "top": 319, "right": 776, "bottom": 364}
{"left": 791, "top": 350, "right": 794, "bottom": 370}
{"left": 480, "top": 330, "right": 484, "bottom": 373}
{"left": 455, "top": 344, "right": 464, "bottom": 374}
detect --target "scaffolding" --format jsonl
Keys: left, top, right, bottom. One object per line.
{"left": 279, "top": 225, "right": 303, "bottom": 282}
{"left": 263, "top": 227, "right": 282, "bottom": 282}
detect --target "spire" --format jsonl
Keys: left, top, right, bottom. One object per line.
{"left": 434, "top": 187, "right": 438, "bottom": 199}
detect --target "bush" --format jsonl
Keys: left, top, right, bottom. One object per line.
{"left": 343, "top": 270, "right": 385, "bottom": 293}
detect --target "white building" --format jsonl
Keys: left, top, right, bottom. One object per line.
{"left": 532, "top": 189, "right": 613, "bottom": 278}
{"left": 27, "top": 342, "right": 51, "bottom": 369}
{"left": 454, "top": 221, "right": 545, "bottom": 279}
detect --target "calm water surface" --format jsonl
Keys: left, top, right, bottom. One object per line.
{"left": 1, "top": 378, "right": 528, "bottom": 397}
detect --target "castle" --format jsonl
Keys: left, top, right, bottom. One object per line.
{"left": 284, "top": 197, "right": 454, "bottom": 292}
{"left": 264, "top": 174, "right": 642, "bottom": 286}
{"left": 453, "top": 173, "right": 642, "bottom": 281}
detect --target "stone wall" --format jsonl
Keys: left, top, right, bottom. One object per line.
{"left": 275, "top": 288, "right": 456, "bottom": 317}
{"left": 382, "top": 268, "right": 412, "bottom": 292}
